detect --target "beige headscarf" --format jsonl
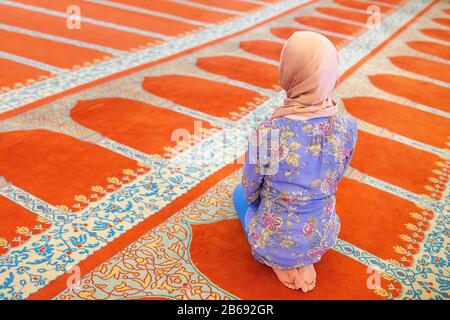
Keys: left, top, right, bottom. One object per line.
{"left": 271, "top": 31, "right": 339, "bottom": 120}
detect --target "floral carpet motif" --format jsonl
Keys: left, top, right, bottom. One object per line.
{"left": 0, "top": 0, "right": 448, "bottom": 300}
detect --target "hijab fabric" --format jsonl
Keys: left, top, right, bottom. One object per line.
{"left": 271, "top": 31, "right": 339, "bottom": 120}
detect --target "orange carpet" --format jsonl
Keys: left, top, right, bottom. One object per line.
{"left": 0, "top": 0, "right": 448, "bottom": 300}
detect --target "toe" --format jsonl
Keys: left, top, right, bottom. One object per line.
{"left": 301, "top": 265, "right": 317, "bottom": 285}
{"left": 304, "top": 273, "right": 316, "bottom": 285}
{"left": 300, "top": 283, "right": 308, "bottom": 293}
{"left": 283, "top": 282, "right": 295, "bottom": 290}
{"left": 293, "top": 273, "right": 303, "bottom": 290}
{"left": 307, "top": 283, "right": 315, "bottom": 292}
{"left": 297, "top": 278, "right": 308, "bottom": 292}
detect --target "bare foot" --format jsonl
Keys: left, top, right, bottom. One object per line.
{"left": 273, "top": 268, "right": 305, "bottom": 290}
{"left": 297, "top": 264, "right": 317, "bottom": 292}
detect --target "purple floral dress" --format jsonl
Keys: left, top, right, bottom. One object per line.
{"left": 242, "top": 114, "right": 357, "bottom": 269}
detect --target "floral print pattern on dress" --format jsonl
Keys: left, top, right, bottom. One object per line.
{"left": 242, "top": 114, "right": 357, "bottom": 269}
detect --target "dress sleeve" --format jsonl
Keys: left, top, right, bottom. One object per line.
{"left": 337, "top": 118, "right": 358, "bottom": 181}
{"left": 242, "top": 128, "right": 264, "bottom": 204}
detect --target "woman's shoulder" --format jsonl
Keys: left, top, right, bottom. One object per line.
{"left": 252, "top": 114, "right": 356, "bottom": 132}
{"left": 254, "top": 119, "right": 280, "bottom": 130}
{"left": 333, "top": 113, "right": 356, "bottom": 127}
{"left": 333, "top": 113, "right": 357, "bottom": 135}
{"left": 251, "top": 119, "right": 284, "bottom": 137}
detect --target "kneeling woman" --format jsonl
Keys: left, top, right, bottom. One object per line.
{"left": 233, "top": 31, "right": 357, "bottom": 292}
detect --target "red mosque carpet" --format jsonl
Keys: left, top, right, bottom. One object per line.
{"left": 0, "top": 0, "right": 448, "bottom": 300}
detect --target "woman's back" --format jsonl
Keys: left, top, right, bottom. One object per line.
{"left": 236, "top": 30, "right": 357, "bottom": 289}
{"left": 242, "top": 113, "right": 357, "bottom": 269}
{"left": 262, "top": 114, "right": 357, "bottom": 200}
